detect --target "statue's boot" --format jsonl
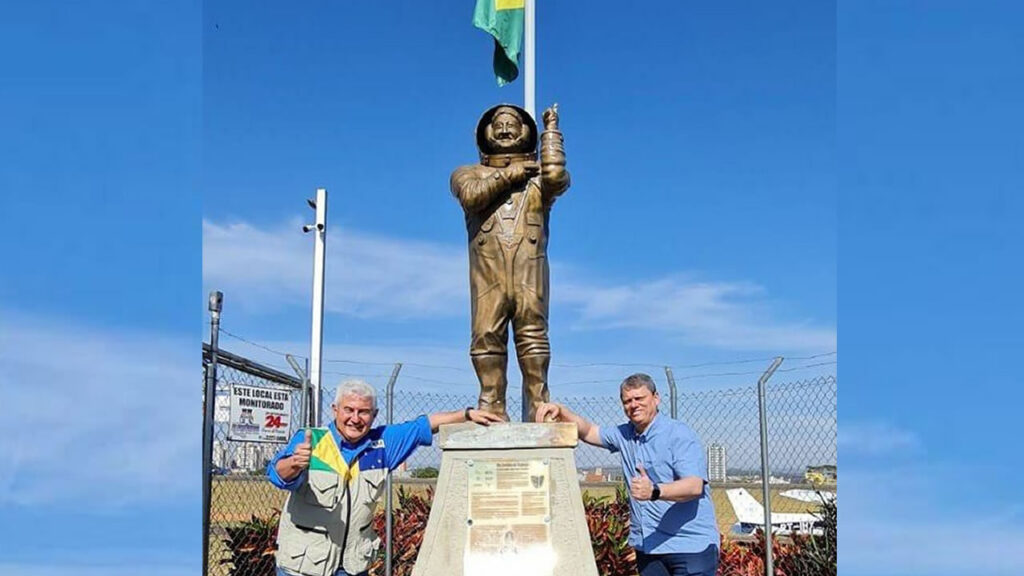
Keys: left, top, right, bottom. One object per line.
{"left": 472, "top": 353, "right": 510, "bottom": 422}
{"left": 518, "top": 353, "right": 551, "bottom": 423}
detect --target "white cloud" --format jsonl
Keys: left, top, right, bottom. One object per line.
{"left": 839, "top": 420, "right": 921, "bottom": 456}
{"left": 0, "top": 312, "right": 197, "bottom": 507}
{"left": 559, "top": 275, "right": 836, "bottom": 350}
{"left": 203, "top": 218, "right": 835, "bottom": 351}
{"left": 841, "top": 465, "right": 1024, "bottom": 575}
{"left": 202, "top": 219, "right": 467, "bottom": 319}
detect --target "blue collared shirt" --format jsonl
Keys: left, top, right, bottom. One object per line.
{"left": 267, "top": 415, "right": 433, "bottom": 490}
{"left": 600, "top": 412, "right": 719, "bottom": 554}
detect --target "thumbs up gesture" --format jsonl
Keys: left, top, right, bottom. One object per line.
{"left": 292, "top": 429, "right": 312, "bottom": 469}
{"left": 630, "top": 464, "right": 655, "bottom": 501}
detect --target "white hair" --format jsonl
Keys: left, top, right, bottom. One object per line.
{"left": 333, "top": 379, "right": 378, "bottom": 409}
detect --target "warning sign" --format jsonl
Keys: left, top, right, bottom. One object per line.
{"left": 228, "top": 384, "right": 293, "bottom": 443}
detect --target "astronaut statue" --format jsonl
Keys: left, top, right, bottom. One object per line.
{"left": 450, "top": 103, "right": 570, "bottom": 422}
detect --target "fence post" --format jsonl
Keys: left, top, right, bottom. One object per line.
{"left": 385, "top": 362, "right": 403, "bottom": 576}
{"left": 664, "top": 366, "right": 677, "bottom": 418}
{"left": 757, "top": 356, "right": 783, "bottom": 576}
{"left": 305, "top": 357, "right": 313, "bottom": 426}
{"left": 286, "top": 354, "right": 312, "bottom": 430}
{"left": 201, "top": 291, "right": 223, "bottom": 576}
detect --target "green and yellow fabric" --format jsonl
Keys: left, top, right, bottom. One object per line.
{"left": 308, "top": 427, "right": 359, "bottom": 480}
{"left": 473, "top": 0, "right": 525, "bottom": 86}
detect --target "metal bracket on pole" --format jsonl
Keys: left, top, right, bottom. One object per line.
{"left": 757, "top": 356, "right": 784, "bottom": 576}
{"left": 202, "top": 290, "right": 223, "bottom": 576}
{"left": 384, "top": 363, "right": 403, "bottom": 576}
{"left": 664, "top": 366, "right": 678, "bottom": 419}
{"left": 303, "top": 188, "right": 328, "bottom": 426}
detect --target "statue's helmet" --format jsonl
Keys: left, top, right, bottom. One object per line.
{"left": 475, "top": 104, "right": 538, "bottom": 161}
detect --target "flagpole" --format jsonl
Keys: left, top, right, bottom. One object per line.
{"left": 524, "top": 0, "right": 535, "bottom": 120}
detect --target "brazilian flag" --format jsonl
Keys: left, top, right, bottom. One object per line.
{"left": 473, "top": 0, "right": 525, "bottom": 86}
{"left": 308, "top": 428, "right": 356, "bottom": 480}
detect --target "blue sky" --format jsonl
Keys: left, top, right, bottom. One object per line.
{"left": 200, "top": 0, "right": 836, "bottom": 377}
{"left": 0, "top": 1, "right": 1020, "bottom": 576}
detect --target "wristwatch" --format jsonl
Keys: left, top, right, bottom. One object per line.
{"left": 464, "top": 406, "right": 473, "bottom": 421}
{"left": 650, "top": 484, "right": 661, "bottom": 501}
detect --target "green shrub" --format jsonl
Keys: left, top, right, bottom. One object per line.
{"left": 219, "top": 511, "right": 279, "bottom": 576}
{"left": 217, "top": 487, "right": 837, "bottom": 576}
{"left": 583, "top": 485, "right": 637, "bottom": 576}
{"left": 369, "top": 486, "right": 433, "bottom": 576}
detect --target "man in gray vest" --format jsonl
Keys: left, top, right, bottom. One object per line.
{"left": 268, "top": 379, "right": 501, "bottom": 576}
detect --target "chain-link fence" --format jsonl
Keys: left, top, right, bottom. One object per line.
{"left": 362, "top": 376, "right": 837, "bottom": 485}
{"left": 203, "top": 344, "right": 306, "bottom": 576}
{"left": 204, "top": 344, "right": 837, "bottom": 575}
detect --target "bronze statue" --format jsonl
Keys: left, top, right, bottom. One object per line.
{"left": 451, "top": 103, "right": 570, "bottom": 422}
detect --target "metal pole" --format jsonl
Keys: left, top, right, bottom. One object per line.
{"left": 757, "top": 356, "right": 783, "bottom": 576}
{"left": 201, "top": 290, "right": 223, "bottom": 576}
{"left": 523, "top": 0, "right": 536, "bottom": 120}
{"left": 385, "top": 363, "right": 403, "bottom": 576}
{"left": 307, "top": 188, "right": 328, "bottom": 426}
{"left": 664, "top": 366, "right": 677, "bottom": 419}
{"left": 304, "top": 357, "right": 311, "bottom": 427}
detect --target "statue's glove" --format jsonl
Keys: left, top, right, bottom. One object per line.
{"left": 504, "top": 161, "right": 540, "bottom": 184}
{"left": 542, "top": 104, "right": 560, "bottom": 131}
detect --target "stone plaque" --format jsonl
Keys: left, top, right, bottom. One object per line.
{"left": 411, "top": 425, "right": 598, "bottom": 576}
{"left": 465, "top": 459, "right": 555, "bottom": 576}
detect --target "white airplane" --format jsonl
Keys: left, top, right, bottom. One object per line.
{"left": 725, "top": 488, "right": 824, "bottom": 536}
{"left": 780, "top": 489, "right": 836, "bottom": 504}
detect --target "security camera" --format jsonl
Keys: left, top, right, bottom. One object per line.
{"left": 208, "top": 291, "right": 223, "bottom": 313}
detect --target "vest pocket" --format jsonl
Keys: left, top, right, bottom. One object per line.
{"left": 525, "top": 213, "right": 543, "bottom": 247}
{"left": 363, "top": 477, "right": 385, "bottom": 503}
{"left": 522, "top": 254, "right": 546, "bottom": 301}
{"left": 303, "top": 473, "right": 339, "bottom": 508}
{"left": 280, "top": 527, "right": 332, "bottom": 576}
{"left": 357, "top": 534, "right": 382, "bottom": 561}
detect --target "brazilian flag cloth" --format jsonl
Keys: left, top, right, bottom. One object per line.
{"left": 474, "top": 0, "right": 525, "bottom": 86}
{"left": 308, "top": 427, "right": 357, "bottom": 480}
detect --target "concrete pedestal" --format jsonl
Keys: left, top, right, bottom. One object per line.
{"left": 411, "top": 422, "right": 599, "bottom": 576}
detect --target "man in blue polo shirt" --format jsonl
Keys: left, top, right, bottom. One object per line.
{"left": 536, "top": 373, "right": 719, "bottom": 576}
{"left": 268, "top": 378, "right": 502, "bottom": 576}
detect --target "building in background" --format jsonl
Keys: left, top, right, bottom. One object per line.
{"left": 707, "top": 443, "right": 727, "bottom": 482}
{"left": 805, "top": 464, "right": 837, "bottom": 485}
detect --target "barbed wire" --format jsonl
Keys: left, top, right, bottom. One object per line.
{"left": 553, "top": 351, "right": 836, "bottom": 370}
{"left": 777, "top": 360, "right": 837, "bottom": 372}
{"left": 324, "top": 358, "right": 396, "bottom": 366}
{"left": 218, "top": 327, "right": 306, "bottom": 360}
{"left": 213, "top": 329, "right": 836, "bottom": 381}
{"left": 321, "top": 370, "right": 392, "bottom": 380}
{"left": 399, "top": 374, "right": 476, "bottom": 387}
{"left": 325, "top": 358, "right": 473, "bottom": 373}
{"left": 786, "top": 351, "right": 837, "bottom": 361}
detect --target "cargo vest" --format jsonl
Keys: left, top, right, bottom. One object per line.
{"left": 276, "top": 427, "right": 389, "bottom": 576}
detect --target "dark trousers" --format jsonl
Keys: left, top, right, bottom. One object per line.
{"left": 636, "top": 545, "right": 719, "bottom": 576}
